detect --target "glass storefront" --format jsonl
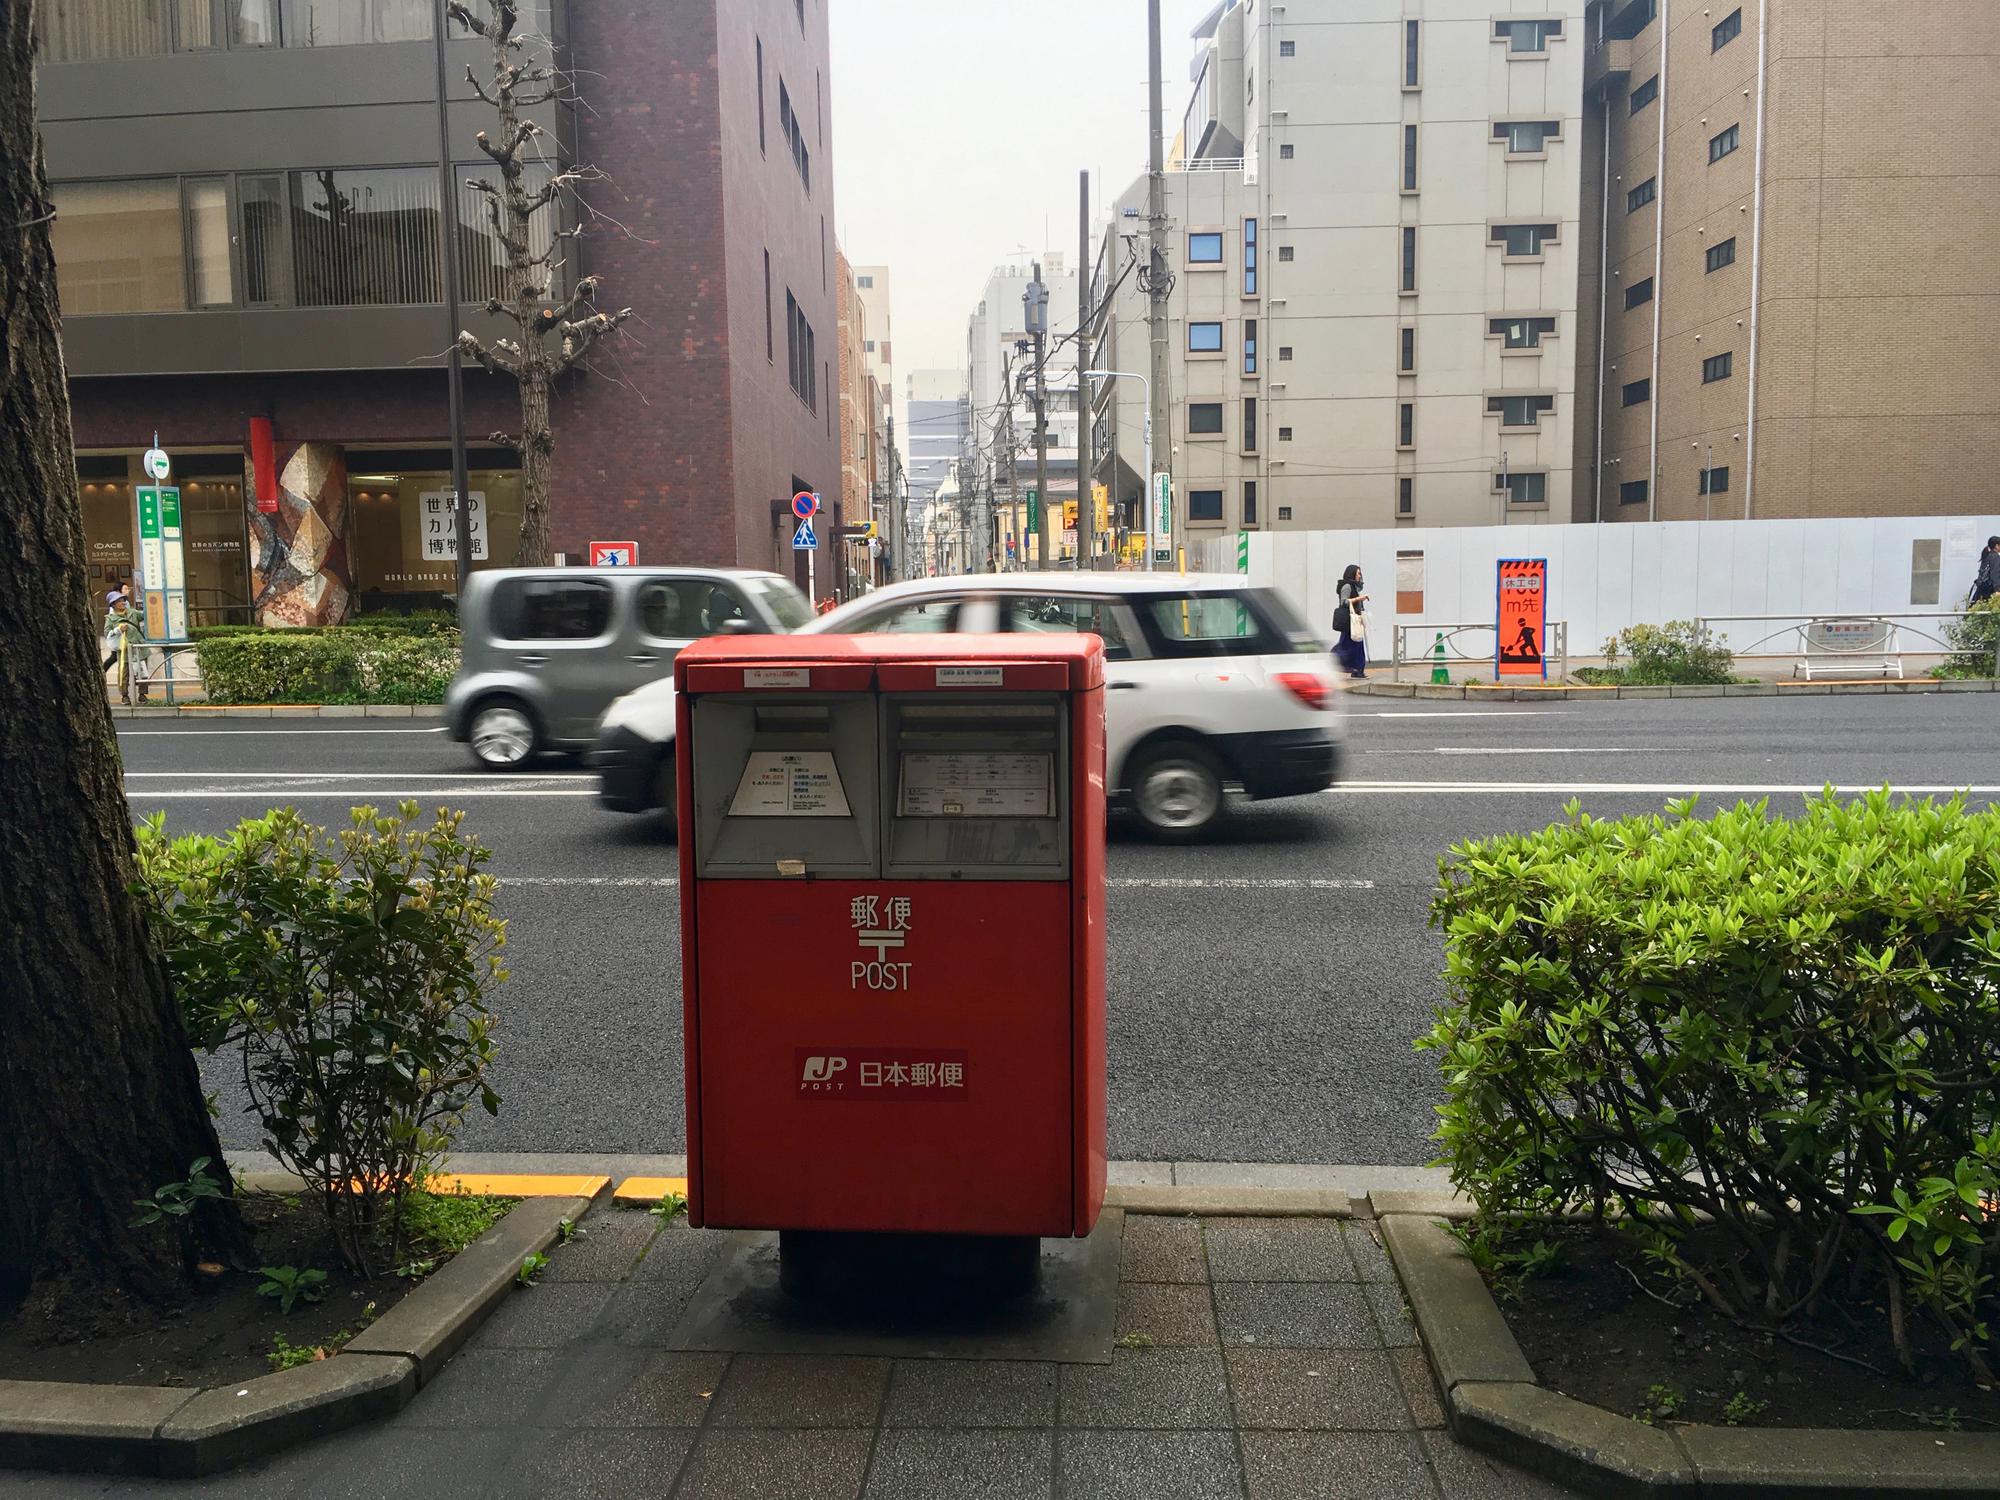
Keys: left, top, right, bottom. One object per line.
{"left": 348, "top": 463, "right": 523, "bottom": 609}
{"left": 78, "top": 451, "right": 252, "bottom": 626}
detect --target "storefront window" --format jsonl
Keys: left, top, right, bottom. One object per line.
{"left": 348, "top": 467, "right": 523, "bottom": 607}
{"left": 179, "top": 474, "right": 251, "bottom": 623}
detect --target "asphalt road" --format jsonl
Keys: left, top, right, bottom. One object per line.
{"left": 118, "top": 695, "right": 2000, "bottom": 1168}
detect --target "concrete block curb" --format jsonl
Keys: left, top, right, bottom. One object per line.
{"left": 1367, "top": 1189, "right": 1474, "bottom": 1220}
{"left": 1346, "top": 677, "right": 1996, "bottom": 703}
{"left": 345, "top": 1194, "right": 591, "bottom": 1382}
{"left": 0, "top": 1194, "right": 588, "bottom": 1477}
{"left": 1381, "top": 1206, "right": 2000, "bottom": 1497}
{"left": 1104, "top": 1185, "right": 1351, "bottom": 1217}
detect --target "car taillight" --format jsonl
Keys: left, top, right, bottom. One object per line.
{"left": 1273, "top": 671, "right": 1333, "bottom": 710}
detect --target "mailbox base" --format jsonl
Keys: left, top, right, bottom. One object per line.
{"left": 778, "top": 1230, "right": 1040, "bottom": 1305}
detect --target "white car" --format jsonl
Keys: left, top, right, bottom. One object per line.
{"left": 588, "top": 573, "right": 1342, "bottom": 840}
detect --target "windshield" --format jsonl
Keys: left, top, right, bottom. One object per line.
{"left": 746, "top": 576, "right": 816, "bottom": 631}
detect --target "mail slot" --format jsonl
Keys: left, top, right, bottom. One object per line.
{"left": 676, "top": 634, "right": 1107, "bottom": 1241}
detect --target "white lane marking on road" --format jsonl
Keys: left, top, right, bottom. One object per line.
{"left": 1362, "top": 710, "right": 1562, "bottom": 718}
{"left": 116, "top": 726, "right": 450, "bottom": 735}
{"left": 124, "top": 772, "right": 593, "bottom": 781}
{"left": 1431, "top": 747, "right": 1646, "bottom": 755}
{"left": 1331, "top": 782, "right": 2000, "bottom": 795}
{"left": 496, "top": 876, "right": 1377, "bottom": 890}
{"left": 131, "top": 788, "right": 600, "bottom": 799}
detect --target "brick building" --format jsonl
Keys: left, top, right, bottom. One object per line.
{"left": 1575, "top": 0, "right": 1999, "bottom": 522}
{"left": 34, "top": 0, "right": 841, "bottom": 622}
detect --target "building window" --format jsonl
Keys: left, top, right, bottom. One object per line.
{"left": 1494, "top": 18, "right": 1562, "bottom": 52}
{"left": 1188, "top": 321, "right": 1224, "bottom": 352}
{"left": 857, "top": 274, "right": 873, "bottom": 288}
{"left": 1403, "top": 18, "right": 1421, "bottom": 86}
{"left": 1492, "top": 222, "right": 1558, "bottom": 258}
{"left": 291, "top": 167, "right": 445, "bottom": 306}
{"left": 48, "top": 179, "right": 183, "bottom": 313}
{"left": 1188, "top": 402, "right": 1224, "bottom": 434}
{"left": 1243, "top": 217, "right": 1258, "bottom": 294}
{"left": 184, "top": 177, "right": 233, "bottom": 307}
{"left": 1713, "top": 8, "right": 1742, "bottom": 48}
{"left": 1244, "top": 481, "right": 1259, "bottom": 525}
{"left": 1399, "top": 325, "right": 1415, "bottom": 371}
{"left": 1397, "top": 402, "right": 1415, "bottom": 448}
{"left": 1709, "top": 124, "right": 1740, "bottom": 162}
{"left": 1278, "top": 505, "right": 1294, "bottom": 520}
{"left": 1279, "top": 38, "right": 1295, "bottom": 56}
{"left": 1243, "top": 396, "right": 1258, "bottom": 451}
{"left": 1492, "top": 315, "right": 1558, "bottom": 349}
{"left": 1278, "top": 426, "right": 1293, "bottom": 441}
{"left": 764, "top": 251, "right": 774, "bottom": 361}
{"left": 1401, "top": 226, "right": 1417, "bottom": 291}
{"left": 1279, "top": 143, "right": 1295, "bottom": 159}
{"left": 1627, "top": 177, "right": 1656, "bottom": 212}
{"left": 33, "top": 0, "right": 434, "bottom": 55}
{"left": 1624, "top": 276, "right": 1654, "bottom": 309}
{"left": 1631, "top": 74, "right": 1659, "bottom": 113}
{"left": 1188, "top": 231, "right": 1224, "bottom": 264}
{"left": 785, "top": 289, "right": 817, "bottom": 411}
{"left": 1189, "top": 489, "right": 1224, "bottom": 522}
{"left": 1702, "top": 351, "right": 1734, "bottom": 383}
{"left": 1402, "top": 124, "right": 1418, "bottom": 190}
{"left": 1278, "top": 245, "right": 1295, "bottom": 263}
{"left": 1700, "top": 464, "right": 1731, "bottom": 495}
{"left": 1397, "top": 477, "right": 1414, "bottom": 516}
{"left": 1494, "top": 119, "right": 1561, "bottom": 155}
{"left": 1910, "top": 537, "right": 1942, "bottom": 606}
{"left": 1488, "top": 394, "right": 1556, "bottom": 429}
{"left": 778, "top": 79, "right": 811, "bottom": 190}
{"left": 1620, "top": 479, "right": 1650, "bottom": 506}
{"left": 1244, "top": 317, "right": 1258, "bottom": 374}
{"left": 239, "top": 175, "right": 290, "bottom": 304}
{"left": 1278, "top": 345, "right": 1293, "bottom": 360}
{"left": 1609, "top": 0, "right": 1658, "bottom": 38}
{"left": 756, "top": 37, "right": 767, "bottom": 154}
{"left": 1706, "top": 236, "right": 1738, "bottom": 272}
{"left": 1497, "top": 471, "right": 1548, "bottom": 506}
{"left": 1622, "top": 377, "right": 1651, "bottom": 406}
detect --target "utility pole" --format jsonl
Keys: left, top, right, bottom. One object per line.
{"left": 431, "top": 0, "right": 473, "bottom": 592}
{"left": 1077, "top": 170, "right": 1096, "bottom": 571}
{"left": 1145, "top": 0, "right": 1171, "bottom": 573}
{"left": 884, "top": 408, "right": 903, "bottom": 581}
{"left": 1025, "top": 264, "right": 1052, "bottom": 571}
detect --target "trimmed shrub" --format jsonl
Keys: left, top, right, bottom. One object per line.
{"left": 1423, "top": 791, "right": 2000, "bottom": 1380}
{"left": 1593, "top": 620, "right": 1736, "bottom": 685}
{"left": 196, "top": 631, "right": 458, "bottom": 704}
{"left": 190, "top": 611, "right": 456, "bottom": 643}
{"left": 134, "top": 804, "right": 507, "bottom": 1277}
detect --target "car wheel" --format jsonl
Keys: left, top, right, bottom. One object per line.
{"left": 1127, "top": 741, "right": 1225, "bottom": 842}
{"left": 467, "top": 700, "right": 538, "bottom": 769}
{"left": 654, "top": 745, "right": 679, "bottom": 838}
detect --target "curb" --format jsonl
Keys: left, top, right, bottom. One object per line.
{"left": 111, "top": 705, "right": 446, "bottom": 719}
{"left": 0, "top": 1190, "right": 595, "bottom": 1478}
{"left": 1349, "top": 678, "right": 1995, "bottom": 702}
{"left": 1380, "top": 1212, "right": 2000, "bottom": 1498}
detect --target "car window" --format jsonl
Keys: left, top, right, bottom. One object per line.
{"left": 745, "top": 576, "right": 816, "bottom": 631}
{"left": 850, "top": 597, "right": 963, "bottom": 634}
{"left": 1002, "top": 594, "right": 1135, "bottom": 661}
{"left": 491, "top": 578, "right": 613, "bottom": 640}
{"left": 1134, "top": 591, "right": 1285, "bottom": 659}
{"left": 636, "top": 579, "right": 755, "bottom": 640}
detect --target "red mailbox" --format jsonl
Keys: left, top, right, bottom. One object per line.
{"left": 676, "top": 634, "right": 1107, "bottom": 1240}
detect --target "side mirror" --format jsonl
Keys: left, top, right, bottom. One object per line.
{"left": 715, "top": 617, "right": 755, "bottom": 636}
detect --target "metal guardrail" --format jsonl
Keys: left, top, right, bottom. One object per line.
{"left": 1694, "top": 612, "right": 1995, "bottom": 679}
{"left": 1391, "top": 621, "right": 1570, "bottom": 683}
{"left": 1177, "top": 157, "right": 1246, "bottom": 173}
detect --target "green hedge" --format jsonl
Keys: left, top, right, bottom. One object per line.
{"left": 196, "top": 631, "right": 459, "bottom": 704}
{"left": 1424, "top": 790, "right": 2000, "bottom": 1380}
{"left": 190, "top": 610, "right": 456, "bottom": 642}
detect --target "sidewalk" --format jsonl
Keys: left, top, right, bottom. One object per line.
{"left": 8, "top": 1205, "right": 1571, "bottom": 1499}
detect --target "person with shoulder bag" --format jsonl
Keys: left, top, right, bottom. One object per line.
{"left": 1332, "top": 564, "right": 1369, "bottom": 680}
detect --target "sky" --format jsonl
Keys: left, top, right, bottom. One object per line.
{"left": 828, "top": 0, "right": 1214, "bottom": 383}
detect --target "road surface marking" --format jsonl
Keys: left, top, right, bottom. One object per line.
{"left": 116, "top": 726, "right": 450, "bottom": 736}
{"left": 1361, "top": 710, "right": 1561, "bottom": 718}
{"left": 496, "top": 876, "right": 1378, "bottom": 891}
{"left": 1431, "top": 747, "right": 1646, "bottom": 755}
{"left": 1331, "top": 781, "right": 2000, "bottom": 795}
{"left": 131, "top": 787, "right": 600, "bottom": 799}
{"left": 124, "top": 771, "right": 593, "bottom": 781}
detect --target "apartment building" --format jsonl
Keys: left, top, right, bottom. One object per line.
{"left": 835, "top": 247, "right": 885, "bottom": 586}
{"left": 34, "top": 0, "right": 840, "bottom": 619}
{"left": 852, "top": 265, "right": 895, "bottom": 492}
{"left": 1576, "top": 0, "right": 1999, "bottom": 523}
{"left": 1092, "top": 0, "right": 1588, "bottom": 546}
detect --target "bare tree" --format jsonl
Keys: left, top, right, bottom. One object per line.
{"left": 447, "top": 0, "right": 633, "bottom": 566}
{"left": 0, "top": 4, "right": 246, "bottom": 1325}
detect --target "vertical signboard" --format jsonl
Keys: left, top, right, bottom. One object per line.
{"left": 134, "top": 482, "right": 189, "bottom": 642}
{"left": 1151, "top": 471, "right": 1173, "bottom": 558}
{"left": 1495, "top": 558, "right": 1548, "bottom": 679}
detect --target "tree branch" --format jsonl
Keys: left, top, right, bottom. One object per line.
{"left": 549, "top": 307, "right": 635, "bottom": 376}
{"left": 456, "top": 331, "right": 519, "bottom": 378}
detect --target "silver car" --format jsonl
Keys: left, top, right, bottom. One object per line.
{"left": 446, "top": 567, "right": 814, "bottom": 768}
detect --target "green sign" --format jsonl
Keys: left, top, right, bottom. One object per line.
{"left": 1026, "top": 488, "right": 1040, "bottom": 533}
{"left": 137, "top": 486, "right": 161, "bottom": 540}
{"left": 159, "top": 486, "right": 181, "bottom": 533}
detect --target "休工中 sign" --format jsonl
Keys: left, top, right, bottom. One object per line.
{"left": 1495, "top": 558, "right": 1548, "bottom": 679}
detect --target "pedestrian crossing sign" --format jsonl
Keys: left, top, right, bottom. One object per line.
{"left": 792, "top": 519, "right": 818, "bottom": 550}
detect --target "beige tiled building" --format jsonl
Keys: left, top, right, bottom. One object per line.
{"left": 1575, "top": 0, "right": 2000, "bottom": 523}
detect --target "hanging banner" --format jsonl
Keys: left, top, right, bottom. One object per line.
{"left": 1495, "top": 558, "right": 1548, "bottom": 679}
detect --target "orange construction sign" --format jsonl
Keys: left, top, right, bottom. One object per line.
{"left": 1495, "top": 558, "right": 1548, "bottom": 679}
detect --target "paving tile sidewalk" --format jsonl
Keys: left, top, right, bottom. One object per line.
{"left": 7, "top": 1212, "right": 1575, "bottom": 1499}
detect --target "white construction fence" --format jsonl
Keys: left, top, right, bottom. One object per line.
{"left": 1195, "top": 515, "right": 2000, "bottom": 662}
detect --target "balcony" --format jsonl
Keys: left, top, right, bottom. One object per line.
{"left": 1586, "top": 37, "right": 1633, "bottom": 97}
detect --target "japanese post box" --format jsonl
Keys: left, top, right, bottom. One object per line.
{"left": 675, "top": 634, "right": 1107, "bottom": 1240}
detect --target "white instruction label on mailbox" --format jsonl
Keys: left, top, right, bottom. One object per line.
{"left": 899, "top": 752, "right": 1053, "bottom": 818}
{"left": 935, "top": 665, "right": 1004, "bottom": 687}
{"left": 729, "top": 750, "right": 852, "bottom": 817}
{"left": 744, "top": 668, "right": 810, "bottom": 688}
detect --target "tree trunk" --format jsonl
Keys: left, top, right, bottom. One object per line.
{"left": 516, "top": 360, "right": 553, "bottom": 566}
{"left": 0, "top": 5, "right": 246, "bottom": 1325}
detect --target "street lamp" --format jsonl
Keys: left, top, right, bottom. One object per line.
{"left": 1080, "top": 369, "right": 1151, "bottom": 571}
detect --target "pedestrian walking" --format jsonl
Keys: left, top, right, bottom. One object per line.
{"left": 104, "top": 587, "right": 151, "bottom": 704}
{"left": 1332, "top": 564, "right": 1369, "bottom": 680}
{"left": 1971, "top": 536, "right": 2000, "bottom": 605}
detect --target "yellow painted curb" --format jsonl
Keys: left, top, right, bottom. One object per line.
{"left": 426, "top": 1172, "right": 610, "bottom": 1198}
{"left": 613, "top": 1175, "right": 689, "bottom": 1203}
